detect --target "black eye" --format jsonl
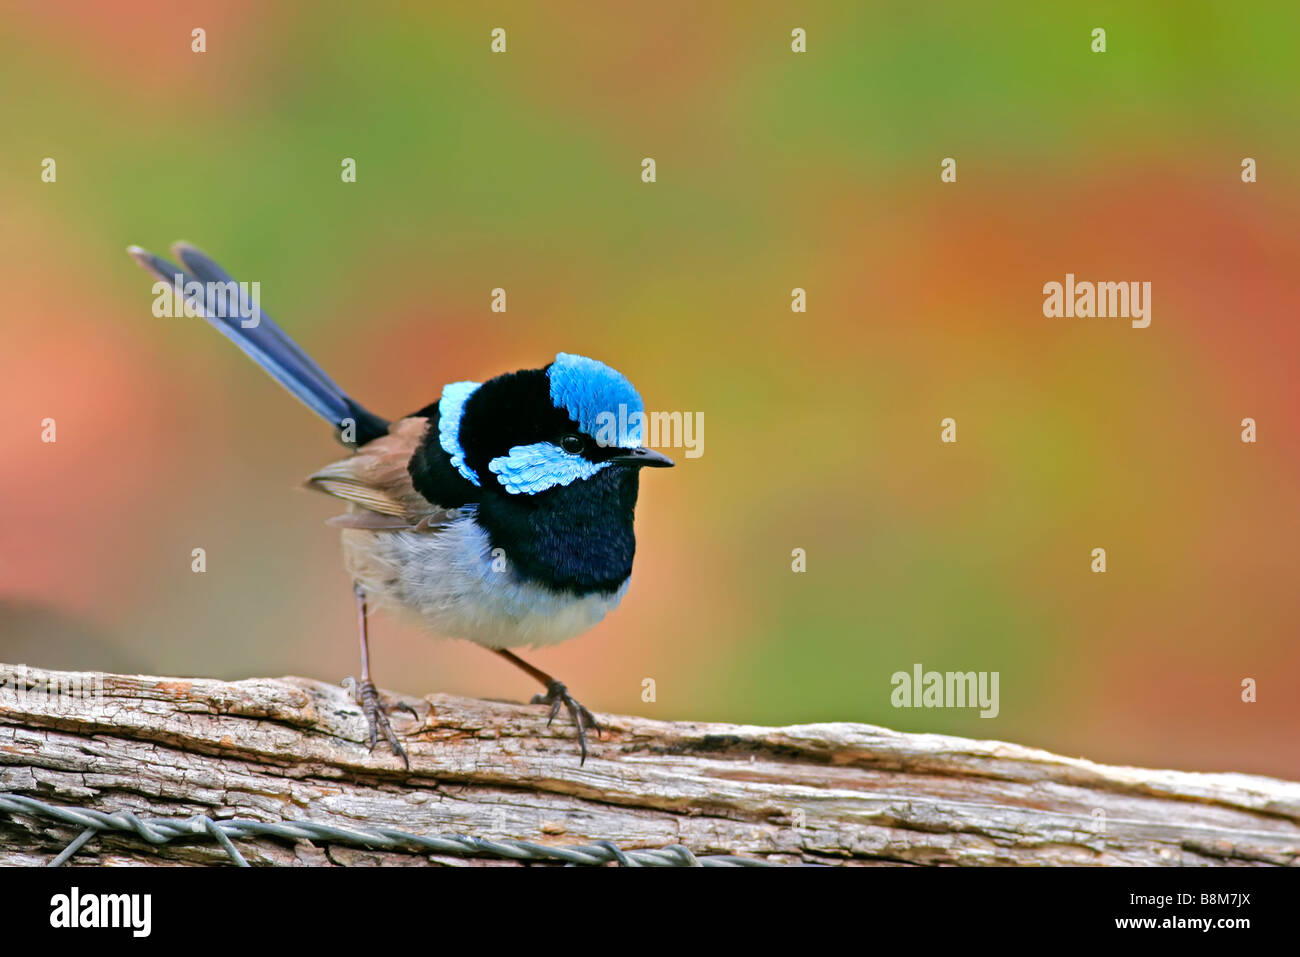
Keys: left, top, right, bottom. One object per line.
{"left": 559, "top": 434, "right": 584, "bottom": 454}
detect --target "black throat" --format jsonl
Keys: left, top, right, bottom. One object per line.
{"left": 475, "top": 466, "right": 640, "bottom": 596}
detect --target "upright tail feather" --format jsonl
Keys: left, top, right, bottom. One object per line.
{"left": 127, "top": 243, "right": 389, "bottom": 447}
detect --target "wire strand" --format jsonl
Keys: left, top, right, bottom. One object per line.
{"left": 0, "top": 794, "right": 774, "bottom": 868}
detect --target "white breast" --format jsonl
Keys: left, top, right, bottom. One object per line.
{"left": 340, "top": 510, "right": 628, "bottom": 650}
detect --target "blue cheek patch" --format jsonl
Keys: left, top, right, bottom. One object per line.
{"left": 438, "top": 381, "right": 482, "bottom": 486}
{"left": 548, "top": 353, "right": 645, "bottom": 443}
{"left": 489, "top": 442, "right": 610, "bottom": 495}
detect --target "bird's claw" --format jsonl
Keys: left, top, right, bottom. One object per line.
{"left": 531, "top": 680, "right": 601, "bottom": 764}
{"left": 343, "top": 676, "right": 412, "bottom": 770}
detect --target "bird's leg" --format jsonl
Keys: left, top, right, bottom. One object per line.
{"left": 494, "top": 649, "right": 601, "bottom": 764}
{"left": 343, "top": 584, "right": 415, "bottom": 769}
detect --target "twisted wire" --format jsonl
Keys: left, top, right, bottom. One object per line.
{"left": 0, "top": 794, "right": 771, "bottom": 867}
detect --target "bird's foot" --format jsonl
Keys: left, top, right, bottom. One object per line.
{"left": 342, "top": 676, "right": 417, "bottom": 770}
{"left": 531, "top": 680, "right": 601, "bottom": 764}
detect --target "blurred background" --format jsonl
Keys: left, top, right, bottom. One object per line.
{"left": 1, "top": 1, "right": 1297, "bottom": 777}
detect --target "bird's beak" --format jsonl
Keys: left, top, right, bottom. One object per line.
{"left": 610, "top": 447, "right": 674, "bottom": 468}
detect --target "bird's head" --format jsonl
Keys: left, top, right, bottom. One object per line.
{"left": 409, "top": 353, "right": 672, "bottom": 593}
{"left": 440, "top": 352, "right": 673, "bottom": 499}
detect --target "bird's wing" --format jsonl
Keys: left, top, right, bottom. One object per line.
{"left": 305, "top": 416, "right": 451, "bottom": 531}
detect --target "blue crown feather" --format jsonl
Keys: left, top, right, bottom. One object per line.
{"left": 548, "top": 353, "right": 644, "bottom": 444}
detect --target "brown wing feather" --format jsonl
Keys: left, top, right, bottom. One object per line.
{"left": 305, "top": 416, "right": 449, "bottom": 531}
{"left": 324, "top": 510, "right": 416, "bottom": 529}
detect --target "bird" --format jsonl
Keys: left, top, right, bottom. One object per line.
{"left": 127, "top": 242, "right": 673, "bottom": 766}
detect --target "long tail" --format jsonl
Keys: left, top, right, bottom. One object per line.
{"left": 127, "top": 242, "right": 389, "bottom": 446}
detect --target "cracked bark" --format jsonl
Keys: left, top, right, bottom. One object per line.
{"left": 0, "top": 664, "right": 1297, "bottom": 866}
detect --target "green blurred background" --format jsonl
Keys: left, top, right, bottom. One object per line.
{"left": 2, "top": 2, "right": 1297, "bottom": 776}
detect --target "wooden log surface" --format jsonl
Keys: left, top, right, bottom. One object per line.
{"left": 1, "top": 663, "right": 1297, "bottom": 866}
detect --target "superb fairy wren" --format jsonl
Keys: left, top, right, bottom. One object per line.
{"left": 128, "top": 243, "right": 673, "bottom": 765}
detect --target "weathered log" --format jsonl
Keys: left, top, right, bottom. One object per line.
{"left": 0, "top": 663, "right": 1297, "bottom": 866}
